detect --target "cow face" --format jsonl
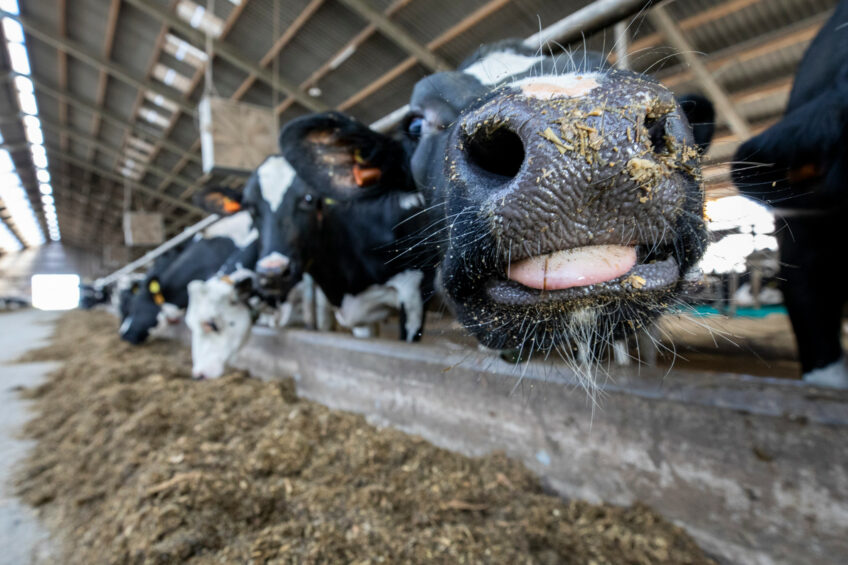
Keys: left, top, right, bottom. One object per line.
{"left": 119, "top": 278, "right": 164, "bottom": 344}
{"left": 235, "top": 156, "right": 315, "bottom": 302}
{"left": 404, "top": 42, "right": 713, "bottom": 359}
{"left": 186, "top": 274, "right": 254, "bottom": 379}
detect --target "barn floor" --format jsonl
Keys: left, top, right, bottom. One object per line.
{"left": 8, "top": 310, "right": 716, "bottom": 564}
{"left": 0, "top": 309, "right": 59, "bottom": 565}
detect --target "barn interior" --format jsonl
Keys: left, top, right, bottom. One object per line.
{"left": 0, "top": 0, "right": 846, "bottom": 564}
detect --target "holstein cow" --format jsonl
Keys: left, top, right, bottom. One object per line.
{"left": 402, "top": 40, "right": 714, "bottom": 386}
{"left": 732, "top": 1, "right": 848, "bottom": 388}
{"left": 114, "top": 241, "right": 189, "bottom": 322}
{"left": 120, "top": 208, "right": 255, "bottom": 344}
{"left": 225, "top": 118, "right": 436, "bottom": 342}
{"left": 79, "top": 283, "right": 110, "bottom": 309}
{"left": 185, "top": 235, "right": 259, "bottom": 380}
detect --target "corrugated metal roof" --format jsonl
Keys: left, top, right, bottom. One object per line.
{"left": 0, "top": 0, "right": 841, "bottom": 253}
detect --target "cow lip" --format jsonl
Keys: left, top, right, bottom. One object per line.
{"left": 485, "top": 254, "right": 679, "bottom": 306}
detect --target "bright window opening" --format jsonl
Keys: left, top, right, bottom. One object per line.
{"left": 31, "top": 274, "right": 79, "bottom": 310}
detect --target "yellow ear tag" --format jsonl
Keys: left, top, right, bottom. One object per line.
{"left": 354, "top": 148, "right": 367, "bottom": 165}
{"left": 149, "top": 280, "right": 165, "bottom": 305}
{"left": 324, "top": 197, "right": 337, "bottom": 206}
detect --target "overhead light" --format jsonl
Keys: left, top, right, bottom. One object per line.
{"left": 17, "top": 89, "right": 38, "bottom": 114}
{"left": 0, "top": 1, "right": 20, "bottom": 15}
{"left": 41, "top": 194, "right": 53, "bottom": 205}
{"left": 7, "top": 41, "right": 30, "bottom": 74}
{"left": 2, "top": 17, "right": 24, "bottom": 43}
{"left": 0, "top": 220, "right": 23, "bottom": 252}
{"left": 39, "top": 183, "right": 52, "bottom": 195}
{"left": 36, "top": 169, "right": 50, "bottom": 183}
{"left": 308, "top": 86, "right": 322, "bottom": 97}
{"left": 14, "top": 75, "right": 33, "bottom": 93}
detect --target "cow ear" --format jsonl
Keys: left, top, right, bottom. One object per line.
{"left": 278, "top": 111, "right": 408, "bottom": 198}
{"left": 677, "top": 94, "right": 715, "bottom": 153}
{"left": 194, "top": 186, "right": 243, "bottom": 215}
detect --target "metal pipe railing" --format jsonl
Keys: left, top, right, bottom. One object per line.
{"left": 95, "top": 214, "right": 220, "bottom": 287}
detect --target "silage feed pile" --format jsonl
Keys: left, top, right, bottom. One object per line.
{"left": 14, "top": 311, "right": 714, "bottom": 565}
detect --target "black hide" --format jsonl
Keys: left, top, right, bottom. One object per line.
{"left": 732, "top": 1, "right": 848, "bottom": 374}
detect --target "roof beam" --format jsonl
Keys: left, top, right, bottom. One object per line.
{"left": 122, "top": 0, "right": 328, "bottom": 112}
{"left": 232, "top": 0, "right": 326, "bottom": 101}
{"left": 275, "top": 0, "right": 417, "bottom": 115}
{"left": 336, "top": 0, "right": 510, "bottom": 112}
{"left": 43, "top": 147, "right": 206, "bottom": 217}
{"left": 657, "top": 13, "right": 828, "bottom": 88}
{"left": 5, "top": 11, "right": 197, "bottom": 115}
{"left": 37, "top": 118, "right": 196, "bottom": 191}
{"left": 336, "top": 0, "right": 450, "bottom": 72}
{"left": 57, "top": 0, "right": 68, "bottom": 151}
{"left": 23, "top": 75, "right": 200, "bottom": 164}
{"left": 86, "top": 0, "right": 122, "bottom": 168}
{"left": 648, "top": 5, "right": 751, "bottom": 139}
{"left": 609, "top": 0, "right": 761, "bottom": 64}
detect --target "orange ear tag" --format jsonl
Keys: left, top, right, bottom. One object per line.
{"left": 222, "top": 198, "right": 242, "bottom": 213}
{"left": 353, "top": 164, "right": 382, "bottom": 187}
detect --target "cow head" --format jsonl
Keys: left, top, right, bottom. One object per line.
{"left": 235, "top": 156, "right": 315, "bottom": 302}
{"left": 404, "top": 41, "right": 713, "bottom": 365}
{"left": 119, "top": 277, "right": 167, "bottom": 344}
{"left": 186, "top": 273, "right": 255, "bottom": 379}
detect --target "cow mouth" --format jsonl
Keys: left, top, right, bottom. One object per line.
{"left": 485, "top": 244, "right": 679, "bottom": 306}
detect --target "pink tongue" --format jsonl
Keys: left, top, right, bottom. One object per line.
{"left": 508, "top": 245, "right": 637, "bottom": 290}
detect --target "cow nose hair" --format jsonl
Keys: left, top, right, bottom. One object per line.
{"left": 461, "top": 124, "right": 525, "bottom": 184}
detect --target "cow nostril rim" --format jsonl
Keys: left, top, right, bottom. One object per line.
{"left": 644, "top": 114, "right": 669, "bottom": 155}
{"left": 464, "top": 126, "right": 524, "bottom": 181}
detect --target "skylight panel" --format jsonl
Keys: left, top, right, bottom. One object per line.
{"left": 2, "top": 16, "right": 24, "bottom": 43}
{"left": 127, "top": 136, "right": 155, "bottom": 154}
{"left": 163, "top": 33, "right": 207, "bottom": 68}
{"left": 139, "top": 107, "right": 171, "bottom": 129}
{"left": 0, "top": 220, "right": 22, "bottom": 252}
{"left": 0, "top": 1, "right": 20, "bottom": 16}
{"left": 7, "top": 41, "right": 30, "bottom": 74}
{"left": 152, "top": 63, "right": 193, "bottom": 92}
{"left": 144, "top": 90, "right": 179, "bottom": 113}
{"left": 176, "top": 1, "right": 223, "bottom": 38}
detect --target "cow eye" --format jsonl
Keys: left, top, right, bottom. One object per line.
{"left": 405, "top": 114, "right": 424, "bottom": 139}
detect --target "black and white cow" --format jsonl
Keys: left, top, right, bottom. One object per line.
{"left": 227, "top": 118, "right": 436, "bottom": 342}
{"left": 732, "top": 0, "right": 848, "bottom": 388}
{"left": 184, "top": 236, "right": 259, "bottom": 379}
{"left": 120, "top": 208, "right": 255, "bottom": 344}
{"left": 79, "top": 283, "right": 110, "bottom": 309}
{"left": 401, "top": 40, "right": 713, "bottom": 379}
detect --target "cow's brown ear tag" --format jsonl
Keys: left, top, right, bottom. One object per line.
{"left": 352, "top": 149, "right": 381, "bottom": 187}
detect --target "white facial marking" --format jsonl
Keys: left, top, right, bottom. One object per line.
{"left": 512, "top": 73, "right": 601, "bottom": 100}
{"left": 186, "top": 276, "right": 254, "bottom": 379}
{"left": 257, "top": 251, "right": 290, "bottom": 273}
{"left": 399, "top": 192, "right": 425, "bottom": 210}
{"left": 258, "top": 155, "right": 296, "bottom": 212}
{"left": 463, "top": 51, "right": 546, "bottom": 85}
{"left": 204, "top": 210, "right": 257, "bottom": 248}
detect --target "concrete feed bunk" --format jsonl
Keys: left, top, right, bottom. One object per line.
{"left": 13, "top": 311, "right": 714, "bottom": 564}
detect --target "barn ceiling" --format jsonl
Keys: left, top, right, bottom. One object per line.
{"left": 0, "top": 0, "right": 840, "bottom": 260}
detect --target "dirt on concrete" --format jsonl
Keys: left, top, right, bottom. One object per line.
{"left": 14, "top": 310, "right": 715, "bottom": 564}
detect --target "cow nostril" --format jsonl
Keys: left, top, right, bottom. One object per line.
{"left": 464, "top": 126, "right": 524, "bottom": 182}
{"left": 644, "top": 114, "right": 669, "bottom": 155}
